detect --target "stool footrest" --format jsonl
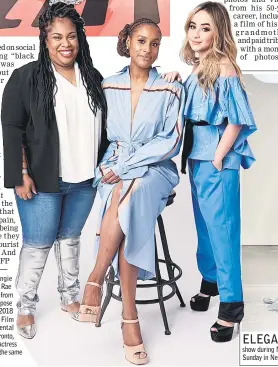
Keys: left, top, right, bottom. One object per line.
{"left": 111, "top": 283, "right": 177, "bottom": 305}
{"left": 104, "top": 259, "right": 182, "bottom": 288}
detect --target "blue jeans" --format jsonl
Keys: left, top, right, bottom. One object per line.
{"left": 15, "top": 179, "right": 97, "bottom": 247}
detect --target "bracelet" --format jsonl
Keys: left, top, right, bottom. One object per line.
{"left": 22, "top": 169, "right": 28, "bottom": 175}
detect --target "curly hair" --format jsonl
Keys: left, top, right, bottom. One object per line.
{"left": 35, "top": 2, "right": 107, "bottom": 122}
{"left": 117, "top": 18, "right": 162, "bottom": 58}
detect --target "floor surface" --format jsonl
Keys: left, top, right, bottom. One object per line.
{"left": 242, "top": 246, "right": 278, "bottom": 332}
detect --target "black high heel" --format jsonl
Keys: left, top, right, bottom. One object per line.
{"left": 210, "top": 322, "right": 238, "bottom": 343}
{"left": 190, "top": 294, "right": 211, "bottom": 311}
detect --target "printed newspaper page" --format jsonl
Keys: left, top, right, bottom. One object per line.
{"left": 0, "top": 1, "right": 277, "bottom": 366}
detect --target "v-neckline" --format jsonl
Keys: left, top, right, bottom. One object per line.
{"left": 125, "top": 66, "right": 158, "bottom": 136}
{"left": 54, "top": 62, "right": 79, "bottom": 88}
{"left": 130, "top": 80, "right": 147, "bottom": 123}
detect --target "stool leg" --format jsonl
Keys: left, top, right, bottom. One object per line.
{"left": 157, "top": 215, "right": 186, "bottom": 308}
{"left": 154, "top": 236, "right": 171, "bottom": 335}
{"left": 173, "top": 283, "right": 186, "bottom": 308}
{"left": 95, "top": 265, "right": 114, "bottom": 327}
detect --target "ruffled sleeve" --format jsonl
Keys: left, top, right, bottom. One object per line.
{"left": 219, "top": 77, "right": 257, "bottom": 169}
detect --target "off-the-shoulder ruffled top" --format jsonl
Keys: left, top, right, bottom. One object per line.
{"left": 183, "top": 73, "right": 257, "bottom": 169}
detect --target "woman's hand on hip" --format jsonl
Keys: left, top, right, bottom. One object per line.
{"left": 101, "top": 170, "right": 121, "bottom": 184}
{"left": 15, "top": 174, "right": 37, "bottom": 200}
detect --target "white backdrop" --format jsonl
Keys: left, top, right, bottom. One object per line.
{"left": 0, "top": 1, "right": 277, "bottom": 366}
{"left": 242, "top": 75, "right": 278, "bottom": 246}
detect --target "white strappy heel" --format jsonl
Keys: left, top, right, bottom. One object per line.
{"left": 121, "top": 318, "right": 148, "bottom": 365}
{"left": 79, "top": 282, "right": 102, "bottom": 323}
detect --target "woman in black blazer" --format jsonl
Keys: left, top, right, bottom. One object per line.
{"left": 1, "top": 1, "right": 108, "bottom": 339}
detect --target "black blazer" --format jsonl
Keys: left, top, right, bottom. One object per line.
{"left": 1, "top": 61, "right": 109, "bottom": 192}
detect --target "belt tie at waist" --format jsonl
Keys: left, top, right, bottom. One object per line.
{"left": 115, "top": 140, "right": 148, "bottom": 155}
{"left": 181, "top": 120, "right": 209, "bottom": 174}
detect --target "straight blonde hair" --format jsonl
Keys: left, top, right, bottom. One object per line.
{"left": 180, "top": 1, "right": 243, "bottom": 93}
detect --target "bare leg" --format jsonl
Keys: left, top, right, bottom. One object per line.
{"left": 192, "top": 292, "right": 210, "bottom": 301}
{"left": 82, "top": 182, "right": 124, "bottom": 306}
{"left": 119, "top": 243, "right": 147, "bottom": 360}
{"left": 211, "top": 319, "right": 234, "bottom": 330}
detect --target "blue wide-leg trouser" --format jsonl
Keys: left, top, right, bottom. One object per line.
{"left": 189, "top": 159, "right": 244, "bottom": 322}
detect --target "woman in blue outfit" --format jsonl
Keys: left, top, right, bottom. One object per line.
{"left": 81, "top": 18, "right": 185, "bottom": 365}
{"left": 180, "top": 2, "right": 257, "bottom": 342}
